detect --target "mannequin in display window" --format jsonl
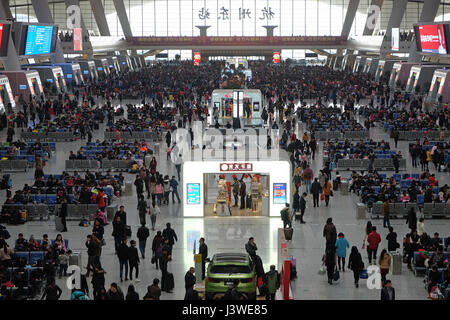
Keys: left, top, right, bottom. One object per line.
{"left": 250, "top": 174, "right": 263, "bottom": 213}
{"left": 215, "top": 174, "right": 231, "bottom": 216}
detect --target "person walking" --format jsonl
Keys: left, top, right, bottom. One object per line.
{"left": 378, "top": 249, "right": 391, "bottom": 285}
{"left": 112, "top": 216, "right": 126, "bottom": 254}
{"left": 170, "top": 176, "right": 181, "bottom": 203}
{"left": 85, "top": 235, "right": 98, "bottom": 277}
{"left": 263, "top": 265, "right": 280, "bottom": 300}
{"left": 128, "top": 240, "right": 140, "bottom": 282}
{"left": 152, "top": 231, "right": 164, "bottom": 269}
{"left": 406, "top": 207, "right": 417, "bottom": 233}
{"left": 298, "top": 192, "right": 307, "bottom": 224}
{"left": 323, "top": 178, "right": 332, "bottom": 207}
{"left": 367, "top": 226, "right": 381, "bottom": 265}
{"left": 162, "top": 223, "right": 178, "bottom": 255}
{"left": 292, "top": 189, "right": 300, "bottom": 218}
{"left": 137, "top": 223, "right": 150, "bottom": 259}
{"left": 324, "top": 245, "right": 337, "bottom": 285}
{"left": 134, "top": 175, "right": 144, "bottom": 200}
{"left": 91, "top": 265, "right": 106, "bottom": 300}
{"left": 348, "top": 246, "right": 364, "bottom": 288}
{"left": 117, "top": 238, "right": 129, "bottom": 282}
{"left": 302, "top": 165, "right": 314, "bottom": 194}
{"left": 311, "top": 178, "right": 322, "bottom": 208}
{"left": 323, "top": 218, "right": 337, "bottom": 248}
{"left": 380, "top": 280, "right": 395, "bottom": 300}
{"left": 199, "top": 237, "right": 208, "bottom": 280}
{"left": 159, "top": 248, "right": 172, "bottom": 293}
{"left": 335, "top": 233, "right": 350, "bottom": 272}
{"left": 137, "top": 195, "right": 148, "bottom": 226}
{"left": 382, "top": 199, "right": 391, "bottom": 228}
{"left": 149, "top": 202, "right": 160, "bottom": 231}
{"left": 386, "top": 227, "right": 399, "bottom": 252}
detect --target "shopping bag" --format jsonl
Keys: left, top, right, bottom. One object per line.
{"left": 333, "top": 268, "right": 340, "bottom": 281}
{"left": 320, "top": 193, "right": 325, "bottom": 201}
{"left": 318, "top": 266, "right": 326, "bottom": 275}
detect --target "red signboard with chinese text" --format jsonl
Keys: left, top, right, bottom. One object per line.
{"left": 273, "top": 51, "right": 280, "bottom": 63}
{"left": 73, "top": 28, "right": 83, "bottom": 51}
{"left": 219, "top": 163, "right": 253, "bottom": 172}
{"left": 194, "top": 52, "right": 201, "bottom": 65}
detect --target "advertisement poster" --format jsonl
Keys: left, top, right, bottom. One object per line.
{"left": 273, "top": 52, "right": 280, "bottom": 64}
{"left": 73, "top": 28, "right": 83, "bottom": 51}
{"left": 418, "top": 24, "right": 447, "bottom": 54}
{"left": 187, "top": 183, "right": 201, "bottom": 205}
{"left": 391, "top": 27, "right": 399, "bottom": 51}
{"left": 194, "top": 52, "right": 201, "bottom": 65}
{"left": 273, "top": 183, "right": 287, "bottom": 204}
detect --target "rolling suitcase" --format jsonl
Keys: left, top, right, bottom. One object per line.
{"left": 55, "top": 216, "right": 65, "bottom": 232}
{"left": 284, "top": 228, "right": 293, "bottom": 241}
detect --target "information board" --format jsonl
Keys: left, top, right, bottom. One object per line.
{"left": 25, "top": 25, "right": 54, "bottom": 55}
{"left": 187, "top": 183, "right": 201, "bottom": 205}
{"left": 273, "top": 183, "right": 287, "bottom": 204}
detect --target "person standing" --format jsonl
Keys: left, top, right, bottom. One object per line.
{"left": 263, "top": 265, "right": 280, "bottom": 300}
{"left": 137, "top": 195, "right": 148, "bottom": 226}
{"left": 232, "top": 176, "right": 240, "bottom": 207}
{"left": 380, "top": 280, "right": 395, "bottom": 300}
{"left": 85, "top": 235, "right": 98, "bottom": 277}
{"left": 280, "top": 203, "right": 292, "bottom": 229}
{"left": 162, "top": 223, "right": 178, "bottom": 255}
{"left": 134, "top": 175, "right": 144, "bottom": 200}
{"left": 239, "top": 179, "right": 246, "bottom": 209}
{"left": 159, "top": 248, "right": 172, "bottom": 293}
{"left": 199, "top": 238, "right": 208, "bottom": 280}
{"left": 170, "top": 176, "right": 181, "bottom": 203}
{"left": 292, "top": 189, "right": 300, "bottom": 217}
{"left": 152, "top": 231, "right": 164, "bottom": 270}
{"left": 348, "top": 246, "right": 364, "bottom": 288}
{"left": 112, "top": 216, "right": 126, "bottom": 254}
{"left": 59, "top": 199, "right": 68, "bottom": 232}
{"left": 311, "top": 178, "right": 322, "bottom": 208}
{"left": 298, "top": 192, "right": 307, "bottom": 224}
{"left": 323, "top": 218, "right": 337, "bottom": 248}
{"left": 335, "top": 233, "right": 350, "bottom": 272}
{"left": 40, "top": 278, "right": 62, "bottom": 300}
{"left": 184, "top": 267, "right": 196, "bottom": 300}
{"left": 117, "top": 238, "right": 129, "bottom": 282}
{"left": 367, "top": 226, "right": 381, "bottom": 265}
{"left": 137, "top": 223, "right": 150, "bottom": 259}
{"left": 386, "top": 227, "right": 399, "bottom": 252}
{"left": 382, "top": 199, "right": 391, "bottom": 228}
{"left": 128, "top": 240, "right": 140, "bottom": 282}
{"left": 378, "top": 249, "right": 391, "bottom": 285}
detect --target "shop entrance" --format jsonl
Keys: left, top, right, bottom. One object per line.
{"left": 203, "top": 172, "right": 269, "bottom": 217}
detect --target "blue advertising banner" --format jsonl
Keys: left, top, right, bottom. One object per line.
{"left": 273, "top": 183, "right": 287, "bottom": 204}
{"left": 187, "top": 183, "right": 201, "bottom": 205}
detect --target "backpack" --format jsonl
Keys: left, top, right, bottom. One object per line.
{"left": 72, "top": 290, "right": 86, "bottom": 300}
{"left": 303, "top": 169, "right": 312, "bottom": 180}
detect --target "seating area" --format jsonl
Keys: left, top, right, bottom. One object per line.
{"left": 20, "top": 131, "right": 76, "bottom": 142}
{"left": 104, "top": 131, "right": 161, "bottom": 141}
{"left": 336, "top": 158, "right": 407, "bottom": 171}
{"left": 65, "top": 159, "right": 136, "bottom": 171}
{"left": 1, "top": 204, "right": 49, "bottom": 221}
{"left": 382, "top": 126, "right": 450, "bottom": 140}
{"left": 0, "top": 160, "right": 28, "bottom": 172}
{"left": 314, "top": 130, "right": 370, "bottom": 141}
{"left": 369, "top": 202, "right": 450, "bottom": 219}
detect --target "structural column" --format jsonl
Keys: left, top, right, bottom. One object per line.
{"left": 337, "top": 0, "right": 360, "bottom": 56}
{"left": 408, "top": 0, "right": 441, "bottom": 63}
{"left": 112, "top": 0, "right": 136, "bottom": 55}
{"left": 89, "top": 0, "right": 111, "bottom": 36}
{"left": 64, "top": 0, "right": 93, "bottom": 52}
{"left": 380, "top": 0, "right": 408, "bottom": 55}
{"left": 31, "top": 0, "right": 65, "bottom": 63}
{"left": 0, "top": 0, "right": 21, "bottom": 71}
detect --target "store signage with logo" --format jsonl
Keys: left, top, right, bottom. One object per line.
{"left": 220, "top": 163, "right": 253, "bottom": 172}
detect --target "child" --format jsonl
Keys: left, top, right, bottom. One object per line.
{"left": 58, "top": 250, "right": 72, "bottom": 278}
{"left": 335, "top": 233, "right": 350, "bottom": 272}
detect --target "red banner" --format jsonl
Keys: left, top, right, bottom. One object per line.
{"left": 273, "top": 51, "right": 280, "bottom": 63}
{"left": 73, "top": 28, "right": 83, "bottom": 51}
{"left": 418, "top": 24, "right": 447, "bottom": 54}
{"left": 127, "top": 36, "right": 347, "bottom": 47}
{"left": 194, "top": 52, "right": 201, "bottom": 65}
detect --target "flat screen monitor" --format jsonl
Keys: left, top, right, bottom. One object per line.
{"left": 24, "top": 25, "right": 54, "bottom": 55}
{"left": 416, "top": 24, "right": 449, "bottom": 54}
{"left": 0, "top": 23, "right": 11, "bottom": 57}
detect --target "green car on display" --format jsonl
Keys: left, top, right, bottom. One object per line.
{"left": 205, "top": 253, "right": 257, "bottom": 300}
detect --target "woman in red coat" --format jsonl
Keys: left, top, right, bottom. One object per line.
{"left": 97, "top": 189, "right": 106, "bottom": 211}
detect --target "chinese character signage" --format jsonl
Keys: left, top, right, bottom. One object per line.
{"left": 220, "top": 163, "right": 253, "bottom": 172}
{"left": 273, "top": 52, "right": 280, "bottom": 63}
{"left": 273, "top": 183, "right": 287, "bottom": 204}
{"left": 187, "top": 183, "right": 201, "bottom": 205}
{"left": 73, "top": 27, "right": 83, "bottom": 51}
{"left": 194, "top": 52, "right": 201, "bottom": 65}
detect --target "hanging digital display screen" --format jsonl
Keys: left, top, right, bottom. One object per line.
{"left": 0, "top": 23, "right": 11, "bottom": 57}
{"left": 273, "top": 183, "right": 287, "bottom": 204}
{"left": 25, "top": 25, "right": 54, "bottom": 55}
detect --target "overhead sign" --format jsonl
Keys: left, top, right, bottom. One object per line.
{"left": 391, "top": 27, "right": 399, "bottom": 51}
{"left": 219, "top": 163, "right": 253, "bottom": 172}
{"left": 73, "top": 27, "right": 83, "bottom": 51}
{"left": 194, "top": 51, "right": 201, "bottom": 65}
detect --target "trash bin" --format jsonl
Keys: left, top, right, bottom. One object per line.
{"left": 125, "top": 181, "right": 132, "bottom": 196}
{"left": 106, "top": 204, "right": 117, "bottom": 222}
{"left": 356, "top": 203, "right": 366, "bottom": 219}
{"left": 390, "top": 251, "right": 402, "bottom": 275}
{"left": 341, "top": 181, "right": 349, "bottom": 195}
{"left": 69, "top": 251, "right": 82, "bottom": 267}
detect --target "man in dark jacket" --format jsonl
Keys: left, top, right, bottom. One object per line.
{"left": 239, "top": 180, "right": 247, "bottom": 209}
{"left": 299, "top": 192, "right": 307, "bottom": 224}
{"left": 117, "top": 239, "right": 129, "bottom": 282}
{"left": 106, "top": 283, "right": 124, "bottom": 300}
{"left": 59, "top": 200, "right": 68, "bottom": 232}
{"left": 85, "top": 235, "right": 98, "bottom": 277}
{"left": 162, "top": 223, "right": 178, "bottom": 255}
{"left": 137, "top": 223, "right": 150, "bottom": 259}
{"left": 311, "top": 178, "right": 322, "bottom": 207}
{"left": 114, "top": 206, "right": 127, "bottom": 226}
{"left": 159, "top": 249, "right": 172, "bottom": 293}
{"left": 323, "top": 218, "right": 337, "bottom": 247}
{"left": 245, "top": 237, "right": 258, "bottom": 259}
{"left": 134, "top": 175, "right": 144, "bottom": 200}
{"left": 380, "top": 280, "right": 395, "bottom": 300}
{"left": 184, "top": 267, "right": 196, "bottom": 300}
{"left": 112, "top": 216, "right": 126, "bottom": 254}
{"left": 128, "top": 240, "right": 140, "bottom": 281}
{"left": 199, "top": 237, "right": 208, "bottom": 280}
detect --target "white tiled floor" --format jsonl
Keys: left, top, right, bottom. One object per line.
{"left": 2, "top": 100, "right": 449, "bottom": 300}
